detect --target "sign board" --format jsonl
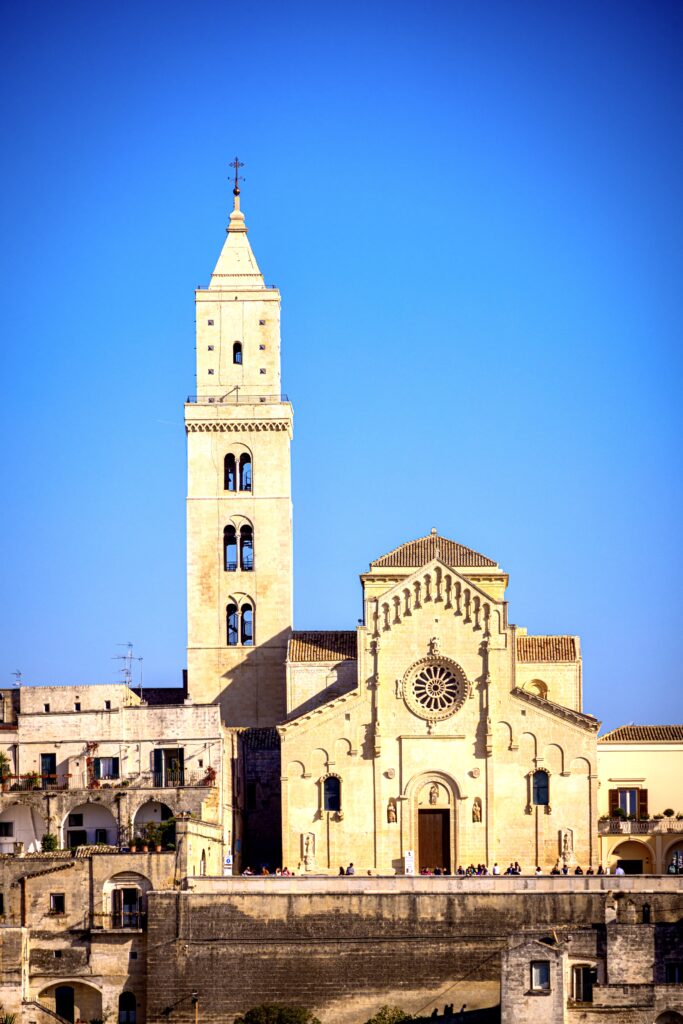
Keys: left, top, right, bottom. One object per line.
{"left": 223, "top": 850, "right": 233, "bottom": 877}
{"left": 404, "top": 849, "right": 415, "bottom": 875}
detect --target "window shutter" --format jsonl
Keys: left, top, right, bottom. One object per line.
{"left": 112, "top": 757, "right": 120, "bottom": 779}
{"left": 608, "top": 789, "right": 618, "bottom": 816}
{"left": 93, "top": 758, "right": 101, "bottom": 781}
{"left": 638, "top": 789, "right": 648, "bottom": 818}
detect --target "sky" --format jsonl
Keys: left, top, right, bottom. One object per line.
{"left": 0, "top": 1, "right": 681, "bottom": 730}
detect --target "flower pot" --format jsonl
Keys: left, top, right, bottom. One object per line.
{"left": 129, "top": 845, "right": 137, "bottom": 853}
{"left": 155, "top": 844, "right": 162, "bottom": 853}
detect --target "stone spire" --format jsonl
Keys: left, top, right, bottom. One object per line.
{"left": 209, "top": 179, "right": 265, "bottom": 290}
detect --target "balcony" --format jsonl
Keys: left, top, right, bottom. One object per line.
{"left": 1, "top": 769, "right": 216, "bottom": 793}
{"left": 598, "top": 817, "right": 683, "bottom": 835}
{"left": 90, "top": 911, "right": 146, "bottom": 931}
{"left": 186, "top": 392, "right": 289, "bottom": 404}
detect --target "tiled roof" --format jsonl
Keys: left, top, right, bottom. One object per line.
{"left": 599, "top": 725, "right": 683, "bottom": 743}
{"left": 512, "top": 687, "right": 599, "bottom": 732}
{"left": 517, "top": 636, "right": 578, "bottom": 662}
{"left": 288, "top": 631, "right": 357, "bottom": 662}
{"left": 371, "top": 532, "right": 497, "bottom": 569}
{"left": 241, "top": 727, "right": 280, "bottom": 750}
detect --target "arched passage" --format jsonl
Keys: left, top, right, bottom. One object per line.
{"left": 38, "top": 981, "right": 102, "bottom": 1024}
{"left": 609, "top": 839, "right": 653, "bottom": 874}
{"left": 0, "top": 804, "right": 45, "bottom": 853}
{"left": 664, "top": 839, "right": 683, "bottom": 874}
{"left": 655, "top": 1013, "right": 683, "bottom": 1024}
{"left": 61, "top": 803, "right": 117, "bottom": 849}
{"left": 133, "top": 800, "right": 175, "bottom": 847}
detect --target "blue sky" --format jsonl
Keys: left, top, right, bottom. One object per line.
{"left": 0, "top": 1, "right": 681, "bottom": 730}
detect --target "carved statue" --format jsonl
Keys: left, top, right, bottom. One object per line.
{"left": 387, "top": 799, "right": 397, "bottom": 824}
{"left": 428, "top": 636, "right": 441, "bottom": 656}
{"left": 472, "top": 797, "right": 482, "bottom": 823}
{"left": 560, "top": 828, "right": 574, "bottom": 865}
{"left": 303, "top": 832, "right": 315, "bottom": 870}
{"left": 429, "top": 783, "right": 439, "bottom": 806}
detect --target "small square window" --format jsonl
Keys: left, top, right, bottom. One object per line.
{"left": 259, "top": 344, "right": 266, "bottom": 351}
{"left": 259, "top": 368, "right": 266, "bottom": 375}
{"left": 44, "top": 703, "right": 50, "bottom": 713}
{"left": 208, "top": 369, "right": 215, "bottom": 375}
{"left": 68, "top": 813, "right": 83, "bottom": 828}
{"left": 198, "top": 759, "right": 204, "bottom": 768}
{"left": 54, "top": 950, "right": 62, "bottom": 958}
{"left": 0, "top": 823, "right": 14, "bottom": 837}
{"left": 104, "top": 700, "right": 111, "bottom": 710}
{"left": 531, "top": 960, "right": 550, "bottom": 992}
{"left": 208, "top": 345, "right": 214, "bottom": 351}
{"left": 74, "top": 702, "right": 81, "bottom": 712}
{"left": 259, "top": 319, "right": 266, "bottom": 325}
{"left": 129, "top": 950, "right": 138, "bottom": 960}
{"left": 50, "top": 893, "right": 65, "bottom": 914}
{"left": 666, "top": 962, "right": 683, "bottom": 983}
{"left": 207, "top": 319, "right": 214, "bottom": 325}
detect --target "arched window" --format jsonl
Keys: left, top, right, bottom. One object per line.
{"left": 224, "top": 526, "right": 237, "bottom": 571}
{"left": 239, "top": 453, "right": 252, "bottom": 492}
{"left": 118, "top": 992, "right": 137, "bottom": 1024}
{"left": 241, "top": 604, "right": 254, "bottom": 646}
{"left": 323, "top": 776, "right": 341, "bottom": 812}
{"left": 240, "top": 525, "right": 253, "bottom": 571}
{"left": 233, "top": 342, "right": 242, "bottom": 365}
{"left": 532, "top": 770, "right": 549, "bottom": 806}
{"left": 224, "top": 454, "right": 236, "bottom": 492}
{"left": 226, "top": 604, "right": 239, "bottom": 646}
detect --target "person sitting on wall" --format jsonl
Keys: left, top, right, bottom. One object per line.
{"left": 535, "top": 866, "right": 542, "bottom": 876}
{"left": 345, "top": 862, "right": 355, "bottom": 875}
{"left": 242, "top": 866, "right": 254, "bottom": 875}
{"left": 574, "top": 865, "right": 584, "bottom": 875}
{"left": 597, "top": 865, "right": 605, "bottom": 875}
{"left": 338, "top": 866, "right": 345, "bottom": 875}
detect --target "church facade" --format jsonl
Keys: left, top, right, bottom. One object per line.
{"left": 185, "top": 185, "right": 600, "bottom": 874}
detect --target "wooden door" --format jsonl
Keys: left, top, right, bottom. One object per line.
{"left": 418, "top": 809, "right": 450, "bottom": 872}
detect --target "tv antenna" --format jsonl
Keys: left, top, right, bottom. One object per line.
{"left": 113, "top": 643, "right": 143, "bottom": 691}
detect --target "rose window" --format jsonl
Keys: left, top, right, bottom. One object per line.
{"left": 403, "top": 657, "right": 469, "bottom": 721}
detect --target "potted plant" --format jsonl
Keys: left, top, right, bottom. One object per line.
{"left": 143, "top": 823, "right": 163, "bottom": 852}
{"left": 41, "top": 833, "right": 58, "bottom": 852}
{"left": 25, "top": 771, "right": 40, "bottom": 791}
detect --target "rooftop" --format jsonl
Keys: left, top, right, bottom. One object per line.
{"left": 370, "top": 530, "right": 497, "bottom": 570}
{"left": 516, "top": 635, "right": 578, "bottom": 663}
{"left": 288, "top": 631, "right": 358, "bottom": 663}
{"left": 599, "top": 724, "right": 683, "bottom": 743}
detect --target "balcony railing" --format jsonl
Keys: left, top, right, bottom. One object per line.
{"left": 599, "top": 818, "right": 683, "bottom": 835}
{"left": 91, "top": 911, "right": 146, "bottom": 930}
{"left": 1, "top": 769, "right": 216, "bottom": 793}
{"left": 187, "top": 392, "right": 289, "bottom": 405}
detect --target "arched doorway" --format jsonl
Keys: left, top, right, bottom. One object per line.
{"left": 403, "top": 772, "right": 461, "bottom": 873}
{"left": 55, "top": 986, "right": 74, "bottom": 1023}
{"left": 118, "top": 992, "right": 137, "bottom": 1024}
{"left": 610, "top": 840, "right": 652, "bottom": 874}
{"left": 655, "top": 1012, "right": 683, "bottom": 1024}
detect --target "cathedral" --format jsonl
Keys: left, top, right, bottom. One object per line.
{"left": 185, "top": 181, "right": 599, "bottom": 875}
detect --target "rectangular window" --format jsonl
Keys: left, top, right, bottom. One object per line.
{"left": 93, "top": 757, "right": 119, "bottom": 780}
{"left": 68, "top": 813, "right": 83, "bottom": 827}
{"left": 95, "top": 828, "right": 108, "bottom": 844}
{"left": 129, "top": 950, "right": 138, "bottom": 960}
{"left": 618, "top": 788, "right": 637, "bottom": 816}
{"left": 666, "top": 962, "right": 683, "bottom": 983}
{"left": 44, "top": 703, "right": 50, "bottom": 713}
{"left": 74, "top": 702, "right": 81, "bottom": 712}
{"left": 50, "top": 893, "right": 65, "bottom": 914}
{"left": 68, "top": 830, "right": 87, "bottom": 849}
{"left": 0, "top": 823, "right": 14, "bottom": 837}
{"left": 530, "top": 961, "right": 550, "bottom": 992}
{"left": 54, "top": 950, "right": 62, "bottom": 958}
{"left": 0, "top": 892, "right": 4, "bottom": 915}
{"left": 104, "top": 700, "right": 111, "bottom": 710}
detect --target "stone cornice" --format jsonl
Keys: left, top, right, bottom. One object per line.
{"left": 185, "top": 420, "right": 291, "bottom": 433}
{"left": 511, "top": 686, "right": 600, "bottom": 732}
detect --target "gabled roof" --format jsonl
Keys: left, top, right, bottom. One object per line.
{"left": 599, "top": 724, "right": 683, "bottom": 743}
{"left": 288, "top": 631, "right": 357, "bottom": 663}
{"left": 517, "top": 636, "right": 578, "bottom": 663}
{"left": 370, "top": 531, "right": 497, "bottom": 569}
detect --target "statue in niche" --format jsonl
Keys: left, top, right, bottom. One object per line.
{"left": 303, "top": 832, "right": 315, "bottom": 871}
{"left": 560, "top": 828, "right": 574, "bottom": 865}
{"left": 428, "top": 636, "right": 441, "bottom": 656}
{"left": 387, "top": 799, "right": 397, "bottom": 824}
{"left": 429, "top": 783, "right": 439, "bottom": 806}
{"left": 472, "top": 797, "right": 482, "bottom": 823}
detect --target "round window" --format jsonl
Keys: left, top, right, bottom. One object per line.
{"left": 403, "top": 657, "right": 469, "bottom": 721}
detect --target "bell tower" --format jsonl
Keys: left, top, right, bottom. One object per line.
{"left": 185, "top": 172, "right": 293, "bottom": 725}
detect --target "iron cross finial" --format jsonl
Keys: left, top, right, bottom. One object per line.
{"left": 229, "top": 156, "right": 245, "bottom": 194}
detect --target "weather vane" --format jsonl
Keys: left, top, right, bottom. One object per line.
{"left": 229, "top": 156, "right": 245, "bottom": 195}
